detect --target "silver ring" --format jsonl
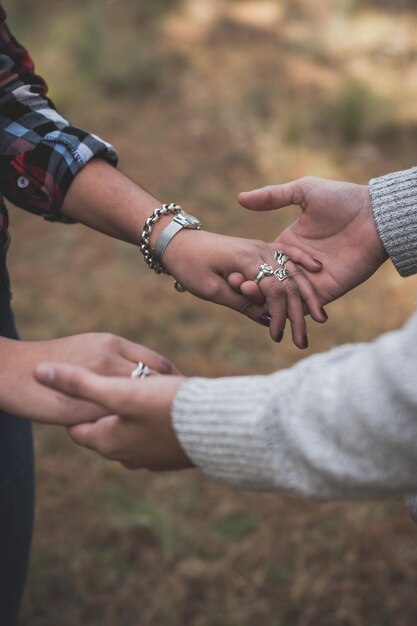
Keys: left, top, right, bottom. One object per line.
{"left": 254, "top": 263, "right": 274, "bottom": 284}
{"left": 274, "top": 266, "right": 291, "bottom": 282}
{"left": 131, "top": 361, "right": 151, "bottom": 379}
{"left": 274, "top": 250, "right": 289, "bottom": 266}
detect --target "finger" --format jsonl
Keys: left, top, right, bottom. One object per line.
{"left": 67, "top": 415, "right": 119, "bottom": 456}
{"left": 284, "top": 261, "right": 327, "bottom": 324}
{"left": 35, "top": 362, "right": 138, "bottom": 415}
{"left": 228, "top": 272, "right": 246, "bottom": 293}
{"left": 210, "top": 281, "right": 271, "bottom": 327}
{"left": 284, "top": 277, "right": 309, "bottom": 349}
{"left": 260, "top": 272, "right": 308, "bottom": 348}
{"left": 239, "top": 280, "right": 265, "bottom": 304}
{"left": 228, "top": 272, "right": 265, "bottom": 305}
{"left": 238, "top": 181, "right": 305, "bottom": 212}
{"left": 45, "top": 391, "right": 109, "bottom": 425}
{"left": 271, "top": 242, "right": 323, "bottom": 273}
{"left": 104, "top": 355, "right": 142, "bottom": 378}
{"left": 257, "top": 279, "right": 287, "bottom": 342}
{"left": 36, "top": 362, "right": 185, "bottom": 423}
{"left": 56, "top": 392, "right": 110, "bottom": 421}
{"left": 119, "top": 340, "right": 181, "bottom": 375}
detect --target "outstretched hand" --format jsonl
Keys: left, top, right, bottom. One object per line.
{"left": 2, "top": 333, "right": 179, "bottom": 425}
{"left": 34, "top": 362, "right": 190, "bottom": 471}
{"left": 163, "top": 229, "right": 327, "bottom": 347}
{"left": 233, "top": 176, "right": 388, "bottom": 308}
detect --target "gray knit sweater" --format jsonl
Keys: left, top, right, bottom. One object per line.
{"left": 172, "top": 166, "right": 417, "bottom": 516}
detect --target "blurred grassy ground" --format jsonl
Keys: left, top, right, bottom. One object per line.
{"left": 5, "top": 0, "right": 417, "bottom": 624}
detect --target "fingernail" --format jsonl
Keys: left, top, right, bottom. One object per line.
{"left": 314, "top": 259, "right": 322, "bottom": 266}
{"left": 320, "top": 307, "right": 328, "bottom": 321}
{"left": 302, "top": 335, "right": 309, "bottom": 349}
{"left": 259, "top": 313, "right": 271, "bottom": 327}
{"left": 276, "top": 331, "right": 284, "bottom": 343}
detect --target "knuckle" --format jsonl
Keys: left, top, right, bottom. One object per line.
{"left": 293, "top": 176, "right": 317, "bottom": 204}
{"left": 99, "top": 333, "right": 121, "bottom": 352}
{"left": 263, "top": 279, "right": 284, "bottom": 297}
{"left": 92, "top": 352, "right": 112, "bottom": 372}
{"left": 238, "top": 239, "right": 265, "bottom": 260}
{"left": 300, "top": 175, "right": 316, "bottom": 185}
{"left": 265, "top": 186, "right": 278, "bottom": 210}
{"left": 253, "top": 239, "right": 268, "bottom": 253}
{"left": 204, "top": 279, "right": 222, "bottom": 300}
{"left": 285, "top": 279, "right": 300, "bottom": 295}
{"left": 91, "top": 334, "right": 122, "bottom": 370}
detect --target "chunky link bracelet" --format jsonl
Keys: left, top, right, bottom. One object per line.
{"left": 139, "top": 203, "right": 182, "bottom": 274}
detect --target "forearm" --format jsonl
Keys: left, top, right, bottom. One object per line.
{"left": 60, "top": 158, "right": 168, "bottom": 246}
{"left": 173, "top": 309, "right": 417, "bottom": 499}
{"left": 0, "top": 332, "right": 170, "bottom": 424}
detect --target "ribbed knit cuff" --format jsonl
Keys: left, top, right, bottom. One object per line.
{"left": 172, "top": 375, "right": 280, "bottom": 490}
{"left": 369, "top": 166, "right": 417, "bottom": 277}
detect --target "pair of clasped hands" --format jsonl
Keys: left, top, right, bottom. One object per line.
{"left": 32, "top": 176, "right": 388, "bottom": 470}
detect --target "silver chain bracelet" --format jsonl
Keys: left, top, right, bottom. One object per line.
{"left": 139, "top": 203, "right": 182, "bottom": 274}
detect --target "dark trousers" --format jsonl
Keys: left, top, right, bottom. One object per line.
{"left": 0, "top": 249, "right": 35, "bottom": 626}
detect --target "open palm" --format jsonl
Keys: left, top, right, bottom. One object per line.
{"left": 238, "top": 176, "right": 389, "bottom": 306}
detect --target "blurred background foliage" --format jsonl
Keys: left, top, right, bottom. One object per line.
{"left": 4, "top": 0, "right": 417, "bottom": 624}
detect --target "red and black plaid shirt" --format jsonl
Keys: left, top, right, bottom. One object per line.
{"left": 0, "top": 4, "right": 117, "bottom": 236}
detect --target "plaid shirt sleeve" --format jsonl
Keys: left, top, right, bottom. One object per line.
{"left": 0, "top": 5, "right": 118, "bottom": 222}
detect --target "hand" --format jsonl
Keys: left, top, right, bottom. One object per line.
{"left": 34, "top": 362, "right": 191, "bottom": 471}
{"left": 163, "top": 229, "right": 327, "bottom": 347}
{"left": 61, "top": 161, "right": 324, "bottom": 347}
{"left": 1, "top": 333, "right": 179, "bottom": 424}
{"left": 235, "top": 176, "right": 389, "bottom": 307}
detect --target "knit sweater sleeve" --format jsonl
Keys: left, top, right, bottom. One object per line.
{"left": 370, "top": 166, "right": 417, "bottom": 276}
{"left": 171, "top": 169, "right": 417, "bottom": 498}
{"left": 172, "top": 310, "right": 417, "bottom": 499}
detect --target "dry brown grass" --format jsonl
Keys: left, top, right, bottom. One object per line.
{"left": 5, "top": 1, "right": 417, "bottom": 624}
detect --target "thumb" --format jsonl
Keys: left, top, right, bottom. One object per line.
{"left": 35, "top": 361, "right": 129, "bottom": 413}
{"left": 66, "top": 415, "right": 118, "bottom": 451}
{"left": 35, "top": 362, "right": 185, "bottom": 420}
{"left": 238, "top": 180, "right": 306, "bottom": 212}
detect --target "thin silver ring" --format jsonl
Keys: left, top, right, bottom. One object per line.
{"left": 131, "top": 361, "right": 151, "bottom": 379}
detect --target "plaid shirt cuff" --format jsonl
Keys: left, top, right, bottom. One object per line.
{"left": 1, "top": 125, "right": 118, "bottom": 222}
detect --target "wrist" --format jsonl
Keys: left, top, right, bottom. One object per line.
{"left": 168, "top": 376, "right": 195, "bottom": 469}
{"left": 63, "top": 159, "right": 162, "bottom": 245}
{"left": 148, "top": 213, "right": 175, "bottom": 249}
{"left": 369, "top": 168, "right": 417, "bottom": 276}
{"left": 161, "top": 227, "right": 204, "bottom": 275}
{"left": 153, "top": 213, "right": 201, "bottom": 265}
{"left": 140, "top": 207, "right": 202, "bottom": 280}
